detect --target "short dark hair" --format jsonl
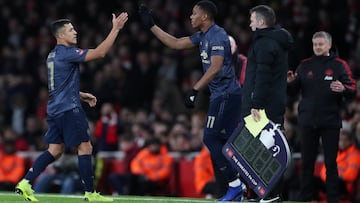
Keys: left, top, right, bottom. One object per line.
{"left": 196, "top": 0, "right": 218, "bottom": 21}
{"left": 50, "top": 19, "right": 72, "bottom": 37}
{"left": 250, "top": 5, "right": 276, "bottom": 27}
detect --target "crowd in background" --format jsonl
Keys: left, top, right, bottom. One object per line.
{"left": 0, "top": 0, "right": 360, "bottom": 199}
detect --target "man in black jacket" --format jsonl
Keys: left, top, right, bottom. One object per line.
{"left": 287, "top": 31, "right": 356, "bottom": 203}
{"left": 242, "top": 5, "right": 293, "bottom": 125}
{"left": 241, "top": 5, "right": 293, "bottom": 202}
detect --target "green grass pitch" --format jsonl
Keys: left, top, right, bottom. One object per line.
{"left": 0, "top": 192, "right": 301, "bottom": 202}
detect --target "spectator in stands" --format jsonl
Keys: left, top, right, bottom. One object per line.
{"left": 121, "top": 50, "right": 158, "bottom": 111}
{"left": 94, "top": 103, "right": 119, "bottom": 151}
{"left": 154, "top": 49, "right": 185, "bottom": 115}
{"left": 287, "top": 31, "right": 357, "bottom": 203}
{"left": 168, "top": 122, "right": 191, "bottom": 153}
{"left": 23, "top": 116, "right": 47, "bottom": 151}
{"left": 314, "top": 129, "right": 360, "bottom": 200}
{"left": 107, "top": 133, "right": 141, "bottom": 195}
{"left": 190, "top": 112, "right": 207, "bottom": 152}
{"left": 15, "top": 12, "right": 128, "bottom": 202}
{"left": 35, "top": 87, "right": 48, "bottom": 122}
{"left": 150, "top": 91, "right": 175, "bottom": 123}
{"left": 151, "top": 120, "right": 170, "bottom": 147}
{"left": 0, "top": 134, "right": 26, "bottom": 191}
{"left": 131, "top": 122, "right": 153, "bottom": 149}
{"left": 1, "top": 128, "right": 29, "bottom": 151}
{"left": 129, "top": 137, "right": 173, "bottom": 195}
{"left": 5, "top": 91, "right": 31, "bottom": 136}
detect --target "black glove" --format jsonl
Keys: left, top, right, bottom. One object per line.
{"left": 138, "top": 4, "right": 155, "bottom": 29}
{"left": 184, "top": 89, "right": 198, "bottom": 109}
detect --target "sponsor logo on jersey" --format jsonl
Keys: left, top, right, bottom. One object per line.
{"left": 212, "top": 45, "right": 224, "bottom": 50}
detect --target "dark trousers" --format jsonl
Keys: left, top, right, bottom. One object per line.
{"left": 298, "top": 127, "right": 340, "bottom": 203}
{"left": 312, "top": 176, "right": 348, "bottom": 200}
{"left": 211, "top": 156, "right": 229, "bottom": 198}
{"left": 203, "top": 93, "right": 243, "bottom": 183}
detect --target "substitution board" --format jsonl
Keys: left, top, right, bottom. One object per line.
{"left": 222, "top": 113, "right": 291, "bottom": 199}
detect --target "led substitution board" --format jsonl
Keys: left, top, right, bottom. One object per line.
{"left": 223, "top": 121, "right": 291, "bottom": 199}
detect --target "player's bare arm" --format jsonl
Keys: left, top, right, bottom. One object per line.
{"left": 80, "top": 92, "right": 97, "bottom": 107}
{"left": 150, "top": 25, "right": 195, "bottom": 50}
{"left": 193, "top": 55, "right": 223, "bottom": 91}
{"left": 138, "top": 5, "right": 194, "bottom": 50}
{"left": 85, "top": 12, "right": 128, "bottom": 61}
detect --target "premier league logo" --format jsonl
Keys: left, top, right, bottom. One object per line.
{"left": 259, "top": 124, "right": 282, "bottom": 157}
{"left": 223, "top": 115, "right": 291, "bottom": 199}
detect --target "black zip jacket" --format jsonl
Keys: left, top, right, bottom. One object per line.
{"left": 241, "top": 26, "right": 294, "bottom": 124}
{"left": 287, "top": 52, "right": 356, "bottom": 128}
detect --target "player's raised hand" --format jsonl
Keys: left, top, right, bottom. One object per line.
{"left": 138, "top": 4, "right": 155, "bottom": 29}
{"left": 112, "top": 12, "right": 128, "bottom": 31}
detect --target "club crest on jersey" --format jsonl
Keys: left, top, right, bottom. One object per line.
{"left": 201, "top": 50, "right": 210, "bottom": 64}
{"left": 200, "top": 50, "right": 208, "bottom": 59}
{"left": 76, "top": 49, "right": 84, "bottom": 55}
{"left": 324, "top": 69, "right": 333, "bottom": 80}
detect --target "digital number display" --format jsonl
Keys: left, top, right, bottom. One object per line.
{"left": 232, "top": 127, "right": 280, "bottom": 184}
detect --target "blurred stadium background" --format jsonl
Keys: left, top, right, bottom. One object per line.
{"left": 0, "top": 0, "right": 359, "bottom": 201}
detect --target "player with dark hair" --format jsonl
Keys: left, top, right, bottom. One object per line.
{"left": 15, "top": 12, "right": 128, "bottom": 202}
{"left": 139, "top": 0, "right": 246, "bottom": 201}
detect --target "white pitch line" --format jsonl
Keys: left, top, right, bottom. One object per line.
{"left": 0, "top": 193, "right": 215, "bottom": 203}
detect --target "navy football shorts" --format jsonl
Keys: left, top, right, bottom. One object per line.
{"left": 44, "top": 107, "right": 90, "bottom": 147}
{"left": 204, "top": 93, "right": 242, "bottom": 140}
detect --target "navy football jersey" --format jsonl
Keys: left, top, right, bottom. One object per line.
{"left": 189, "top": 24, "right": 241, "bottom": 100}
{"left": 46, "top": 45, "right": 88, "bottom": 116}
